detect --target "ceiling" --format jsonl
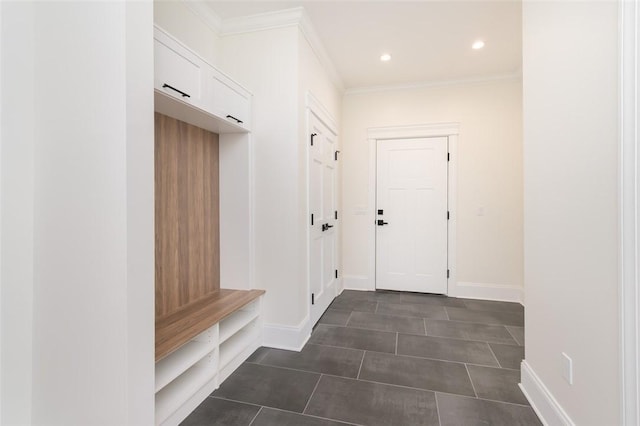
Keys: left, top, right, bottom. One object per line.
{"left": 206, "top": 1, "right": 522, "bottom": 90}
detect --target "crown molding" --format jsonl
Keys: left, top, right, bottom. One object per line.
{"left": 220, "top": 7, "right": 305, "bottom": 36}
{"left": 181, "top": 0, "right": 222, "bottom": 34}
{"left": 344, "top": 71, "right": 522, "bottom": 96}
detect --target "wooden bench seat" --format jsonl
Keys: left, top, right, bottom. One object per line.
{"left": 156, "top": 289, "right": 265, "bottom": 361}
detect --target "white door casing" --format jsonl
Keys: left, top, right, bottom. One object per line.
{"left": 366, "top": 123, "right": 458, "bottom": 294}
{"left": 376, "top": 137, "right": 448, "bottom": 294}
{"left": 309, "top": 111, "right": 338, "bottom": 326}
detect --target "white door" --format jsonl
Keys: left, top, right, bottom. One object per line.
{"left": 309, "top": 113, "right": 338, "bottom": 325}
{"left": 376, "top": 137, "right": 448, "bottom": 294}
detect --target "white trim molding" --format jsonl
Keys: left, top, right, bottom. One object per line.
{"left": 367, "top": 123, "right": 459, "bottom": 296}
{"left": 450, "top": 282, "right": 523, "bottom": 304}
{"left": 262, "top": 316, "right": 311, "bottom": 352}
{"left": 620, "top": 0, "right": 639, "bottom": 424}
{"left": 520, "top": 361, "right": 576, "bottom": 426}
{"left": 342, "top": 275, "right": 373, "bottom": 291}
{"left": 181, "top": 0, "right": 222, "bottom": 34}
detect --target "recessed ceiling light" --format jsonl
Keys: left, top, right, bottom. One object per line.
{"left": 380, "top": 53, "right": 392, "bottom": 62}
{"left": 472, "top": 40, "right": 485, "bottom": 50}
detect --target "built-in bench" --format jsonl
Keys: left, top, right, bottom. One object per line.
{"left": 154, "top": 288, "right": 265, "bottom": 426}
{"left": 156, "top": 288, "right": 265, "bottom": 361}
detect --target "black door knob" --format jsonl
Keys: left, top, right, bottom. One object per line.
{"left": 377, "top": 220, "right": 389, "bottom": 226}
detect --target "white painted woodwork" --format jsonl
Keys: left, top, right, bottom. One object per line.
{"left": 309, "top": 112, "right": 338, "bottom": 325}
{"left": 154, "top": 25, "right": 252, "bottom": 133}
{"left": 154, "top": 297, "right": 263, "bottom": 426}
{"left": 376, "top": 137, "right": 448, "bottom": 294}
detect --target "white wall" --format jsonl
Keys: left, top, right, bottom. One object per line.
{"left": 154, "top": 0, "right": 221, "bottom": 67}
{"left": 522, "top": 2, "right": 619, "bottom": 424}
{"left": 1, "top": 2, "right": 155, "bottom": 424}
{"left": 341, "top": 78, "right": 523, "bottom": 296}
{"left": 1, "top": 2, "right": 35, "bottom": 423}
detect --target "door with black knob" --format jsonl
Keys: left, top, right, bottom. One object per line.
{"left": 376, "top": 137, "right": 448, "bottom": 294}
{"left": 309, "top": 112, "right": 338, "bottom": 326}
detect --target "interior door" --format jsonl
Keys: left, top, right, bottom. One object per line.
{"left": 309, "top": 113, "right": 338, "bottom": 325}
{"left": 376, "top": 137, "right": 448, "bottom": 294}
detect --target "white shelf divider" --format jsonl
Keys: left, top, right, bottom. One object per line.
{"left": 220, "top": 319, "right": 260, "bottom": 369}
{"left": 220, "top": 308, "right": 259, "bottom": 344}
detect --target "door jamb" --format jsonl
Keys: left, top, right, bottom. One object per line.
{"left": 367, "top": 123, "right": 459, "bottom": 294}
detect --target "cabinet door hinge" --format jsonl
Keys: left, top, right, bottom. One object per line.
{"left": 335, "top": 270, "right": 338, "bottom": 279}
{"left": 447, "top": 211, "right": 450, "bottom": 220}
{"left": 312, "top": 293, "right": 315, "bottom": 305}
{"left": 335, "top": 150, "right": 340, "bottom": 161}
{"left": 335, "top": 210, "right": 338, "bottom": 220}
{"left": 447, "top": 152, "right": 450, "bottom": 162}
{"left": 311, "top": 213, "right": 314, "bottom": 226}
{"left": 311, "top": 133, "right": 317, "bottom": 146}
{"left": 447, "top": 269, "right": 450, "bottom": 279}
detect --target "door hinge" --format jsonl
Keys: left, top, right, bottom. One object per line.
{"left": 447, "top": 211, "right": 450, "bottom": 220}
{"left": 335, "top": 270, "right": 338, "bottom": 279}
{"left": 447, "top": 269, "right": 450, "bottom": 279}
{"left": 447, "top": 152, "right": 450, "bottom": 162}
{"left": 335, "top": 150, "right": 340, "bottom": 161}
{"left": 311, "top": 213, "right": 314, "bottom": 226}
{"left": 312, "top": 293, "right": 315, "bottom": 305}
{"left": 311, "top": 133, "right": 317, "bottom": 146}
{"left": 335, "top": 210, "right": 338, "bottom": 220}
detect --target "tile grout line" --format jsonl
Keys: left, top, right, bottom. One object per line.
{"left": 505, "top": 325, "right": 524, "bottom": 346}
{"left": 395, "top": 332, "right": 399, "bottom": 355}
{"left": 345, "top": 310, "right": 355, "bottom": 327}
{"left": 256, "top": 405, "right": 364, "bottom": 426}
{"left": 247, "top": 406, "right": 263, "bottom": 426}
{"left": 444, "top": 307, "right": 450, "bottom": 321}
{"left": 302, "top": 374, "right": 323, "bottom": 414}
{"left": 357, "top": 350, "right": 366, "bottom": 379}
{"left": 434, "top": 392, "right": 443, "bottom": 426}
{"left": 464, "top": 364, "right": 479, "bottom": 398}
{"left": 424, "top": 318, "right": 428, "bottom": 336}
{"left": 486, "top": 343, "right": 503, "bottom": 368}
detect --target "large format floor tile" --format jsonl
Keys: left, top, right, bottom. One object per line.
{"left": 180, "top": 397, "right": 260, "bottom": 426}
{"left": 212, "top": 363, "right": 320, "bottom": 413}
{"left": 377, "top": 302, "right": 448, "bottom": 320}
{"left": 446, "top": 307, "right": 525, "bottom": 327}
{"left": 425, "top": 319, "right": 518, "bottom": 345}
{"left": 251, "top": 407, "right": 354, "bottom": 426}
{"left": 256, "top": 344, "right": 364, "bottom": 378}
{"left": 436, "top": 393, "right": 542, "bottom": 426}
{"left": 309, "top": 324, "right": 396, "bottom": 353}
{"left": 490, "top": 343, "right": 525, "bottom": 370}
{"left": 347, "top": 311, "right": 426, "bottom": 334}
{"left": 183, "top": 290, "right": 539, "bottom": 425}
{"left": 467, "top": 365, "right": 530, "bottom": 405}
{"left": 358, "top": 351, "right": 476, "bottom": 396}
{"left": 305, "top": 375, "right": 440, "bottom": 426}
{"left": 397, "top": 333, "right": 499, "bottom": 366}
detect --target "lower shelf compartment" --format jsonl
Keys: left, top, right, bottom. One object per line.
{"left": 220, "top": 319, "right": 260, "bottom": 369}
{"left": 155, "top": 352, "right": 217, "bottom": 425}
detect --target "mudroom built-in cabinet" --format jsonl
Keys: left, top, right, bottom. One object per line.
{"left": 152, "top": 25, "right": 264, "bottom": 426}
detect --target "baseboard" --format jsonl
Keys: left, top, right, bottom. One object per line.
{"left": 262, "top": 317, "right": 311, "bottom": 351}
{"left": 343, "top": 274, "right": 374, "bottom": 291}
{"left": 520, "top": 360, "right": 575, "bottom": 426}
{"left": 450, "top": 281, "right": 524, "bottom": 304}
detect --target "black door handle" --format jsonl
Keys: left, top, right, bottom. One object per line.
{"left": 377, "top": 220, "right": 389, "bottom": 226}
{"left": 226, "top": 115, "right": 243, "bottom": 124}
{"left": 162, "top": 83, "right": 190, "bottom": 98}
{"left": 322, "top": 223, "right": 334, "bottom": 232}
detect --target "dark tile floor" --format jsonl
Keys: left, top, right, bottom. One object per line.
{"left": 181, "top": 290, "right": 541, "bottom": 426}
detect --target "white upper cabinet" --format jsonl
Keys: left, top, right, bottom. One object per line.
{"left": 154, "top": 38, "right": 202, "bottom": 107}
{"left": 154, "top": 26, "right": 252, "bottom": 134}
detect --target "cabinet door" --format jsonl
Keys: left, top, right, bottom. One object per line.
{"left": 204, "top": 72, "right": 251, "bottom": 130}
{"left": 154, "top": 39, "right": 202, "bottom": 106}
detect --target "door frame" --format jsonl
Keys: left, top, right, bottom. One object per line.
{"left": 367, "top": 123, "right": 459, "bottom": 294}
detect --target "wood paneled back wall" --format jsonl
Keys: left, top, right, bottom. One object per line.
{"left": 155, "top": 112, "right": 220, "bottom": 320}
